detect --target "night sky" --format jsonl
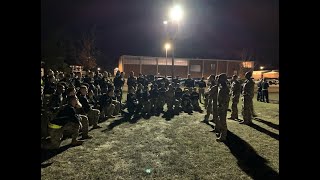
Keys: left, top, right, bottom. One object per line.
{"left": 41, "top": 0, "right": 279, "bottom": 68}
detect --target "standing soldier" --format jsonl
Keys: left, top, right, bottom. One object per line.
{"left": 114, "top": 71, "right": 125, "bottom": 103}
{"left": 127, "top": 71, "right": 137, "bottom": 89}
{"left": 240, "top": 72, "right": 255, "bottom": 124}
{"left": 174, "top": 83, "right": 183, "bottom": 114}
{"left": 185, "top": 74, "right": 195, "bottom": 91}
{"left": 204, "top": 75, "right": 218, "bottom": 124}
{"left": 165, "top": 84, "right": 175, "bottom": 113}
{"left": 216, "top": 73, "right": 230, "bottom": 142}
{"left": 228, "top": 75, "right": 241, "bottom": 120}
{"left": 257, "top": 79, "right": 263, "bottom": 101}
{"left": 261, "top": 78, "right": 270, "bottom": 103}
{"left": 198, "top": 77, "right": 207, "bottom": 104}
{"left": 158, "top": 83, "right": 167, "bottom": 113}
{"left": 141, "top": 85, "right": 151, "bottom": 117}
{"left": 149, "top": 84, "right": 159, "bottom": 115}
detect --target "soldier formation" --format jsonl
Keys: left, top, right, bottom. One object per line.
{"left": 41, "top": 69, "right": 258, "bottom": 149}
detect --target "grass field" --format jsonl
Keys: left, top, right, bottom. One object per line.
{"left": 41, "top": 92, "right": 279, "bottom": 180}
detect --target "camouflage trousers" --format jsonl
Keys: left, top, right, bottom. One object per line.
{"left": 111, "top": 100, "right": 121, "bottom": 115}
{"left": 199, "top": 88, "right": 205, "bottom": 103}
{"left": 217, "top": 105, "right": 228, "bottom": 140}
{"left": 242, "top": 96, "right": 253, "bottom": 123}
{"left": 151, "top": 98, "right": 158, "bottom": 112}
{"left": 87, "top": 109, "right": 100, "bottom": 126}
{"left": 166, "top": 99, "right": 174, "bottom": 111}
{"left": 142, "top": 100, "right": 151, "bottom": 114}
{"left": 231, "top": 95, "right": 240, "bottom": 119}
{"left": 205, "top": 99, "right": 217, "bottom": 123}
{"left": 192, "top": 99, "right": 201, "bottom": 111}
{"left": 45, "top": 122, "right": 80, "bottom": 149}
{"left": 204, "top": 94, "right": 209, "bottom": 109}
{"left": 101, "top": 104, "right": 115, "bottom": 117}
{"left": 79, "top": 115, "right": 89, "bottom": 137}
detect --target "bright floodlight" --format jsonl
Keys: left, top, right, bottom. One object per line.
{"left": 169, "top": 5, "right": 183, "bottom": 22}
{"left": 97, "top": 67, "right": 101, "bottom": 71}
{"left": 260, "top": 66, "right": 264, "bottom": 70}
{"left": 163, "top": 20, "right": 168, "bottom": 25}
{"left": 164, "top": 43, "right": 171, "bottom": 50}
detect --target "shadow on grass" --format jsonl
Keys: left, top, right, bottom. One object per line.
{"left": 248, "top": 123, "right": 279, "bottom": 140}
{"left": 224, "top": 131, "right": 279, "bottom": 180}
{"left": 41, "top": 144, "right": 72, "bottom": 164}
{"left": 254, "top": 118, "right": 279, "bottom": 130}
{"left": 102, "top": 116, "right": 130, "bottom": 132}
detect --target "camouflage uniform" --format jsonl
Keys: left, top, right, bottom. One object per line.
{"left": 165, "top": 85, "right": 175, "bottom": 112}
{"left": 157, "top": 85, "right": 166, "bottom": 113}
{"left": 241, "top": 73, "right": 255, "bottom": 124}
{"left": 141, "top": 87, "right": 151, "bottom": 115}
{"left": 230, "top": 79, "right": 241, "bottom": 119}
{"left": 46, "top": 122, "right": 80, "bottom": 149}
{"left": 204, "top": 84, "right": 218, "bottom": 123}
{"left": 216, "top": 74, "right": 230, "bottom": 141}
{"left": 87, "top": 109, "right": 100, "bottom": 126}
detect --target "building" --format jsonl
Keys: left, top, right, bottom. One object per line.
{"left": 118, "top": 55, "right": 254, "bottom": 78}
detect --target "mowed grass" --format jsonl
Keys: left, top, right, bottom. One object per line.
{"left": 41, "top": 92, "right": 279, "bottom": 180}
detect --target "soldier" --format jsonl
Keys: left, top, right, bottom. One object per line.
{"left": 198, "top": 77, "right": 207, "bottom": 103}
{"left": 216, "top": 73, "right": 229, "bottom": 142}
{"left": 47, "top": 83, "right": 65, "bottom": 111}
{"left": 41, "top": 96, "right": 91, "bottom": 150}
{"left": 141, "top": 85, "right": 151, "bottom": 117}
{"left": 261, "top": 78, "right": 270, "bottom": 103}
{"left": 204, "top": 75, "right": 218, "bottom": 124}
{"left": 257, "top": 79, "right": 263, "bottom": 101}
{"left": 240, "top": 71, "right": 255, "bottom": 124}
{"left": 228, "top": 75, "right": 241, "bottom": 120}
{"left": 165, "top": 84, "right": 175, "bottom": 113}
{"left": 136, "top": 83, "right": 145, "bottom": 114}
{"left": 99, "top": 88, "right": 116, "bottom": 119}
{"left": 137, "top": 73, "right": 147, "bottom": 87}
{"left": 114, "top": 71, "right": 125, "bottom": 103}
{"left": 174, "top": 83, "right": 183, "bottom": 114}
{"left": 181, "top": 89, "right": 193, "bottom": 114}
{"left": 185, "top": 74, "right": 195, "bottom": 91}
{"left": 78, "top": 85, "right": 102, "bottom": 129}
{"left": 158, "top": 83, "right": 166, "bottom": 113}
{"left": 127, "top": 86, "right": 139, "bottom": 116}
{"left": 127, "top": 71, "right": 137, "bottom": 89}
{"left": 191, "top": 87, "right": 202, "bottom": 112}
{"left": 149, "top": 84, "right": 159, "bottom": 115}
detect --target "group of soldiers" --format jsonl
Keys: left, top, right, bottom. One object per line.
{"left": 257, "top": 78, "right": 270, "bottom": 103}
{"left": 41, "top": 68, "right": 257, "bottom": 149}
{"left": 204, "top": 71, "right": 256, "bottom": 141}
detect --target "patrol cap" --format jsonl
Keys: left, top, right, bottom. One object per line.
{"left": 218, "top": 73, "right": 228, "bottom": 82}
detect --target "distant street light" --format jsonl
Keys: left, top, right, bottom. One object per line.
{"left": 260, "top": 66, "right": 264, "bottom": 70}
{"left": 164, "top": 43, "right": 171, "bottom": 76}
{"left": 97, "top": 67, "right": 101, "bottom": 71}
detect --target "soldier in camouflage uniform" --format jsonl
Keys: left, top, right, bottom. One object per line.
{"left": 174, "top": 83, "right": 183, "bottom": 114}
{"left": 228, "top": 75, "right": 241, "bottom": 120}
{"left": 204, "top": 75, "right": 218, "bottom": 124}
{"left": 157, "top": 83, "right": 167, "bottom": 113}
{"left": 240, "top": 72, "right": 255, "bottom": 124}
{"left": 149, "top": 84, "right": 159, "bottom": 115}
{"left": 216, "top": 73, "right": 230, "bottom": 142}
{"left": 165, "top": 84, "right": 175, "bottom": 113}
{"left": 141, "top": 85, "right": 151, "bottom": 117}
{"left": 42, "top": 96, "right": 90, "bottom": 149}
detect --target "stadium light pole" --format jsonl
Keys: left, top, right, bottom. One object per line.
{"left": 168, "top": 4, "right": 183, "bottom": 78}
{"left": 164, "top": 43, "right": 171, "bottom": 76}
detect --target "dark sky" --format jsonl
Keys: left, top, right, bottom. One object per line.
{"left": 41, "top": 0, "right": 279, "bottom": 67}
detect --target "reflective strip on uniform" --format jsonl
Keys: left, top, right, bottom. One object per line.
{"left": 48, "top": 123, "right": 62, "bottom": 129}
